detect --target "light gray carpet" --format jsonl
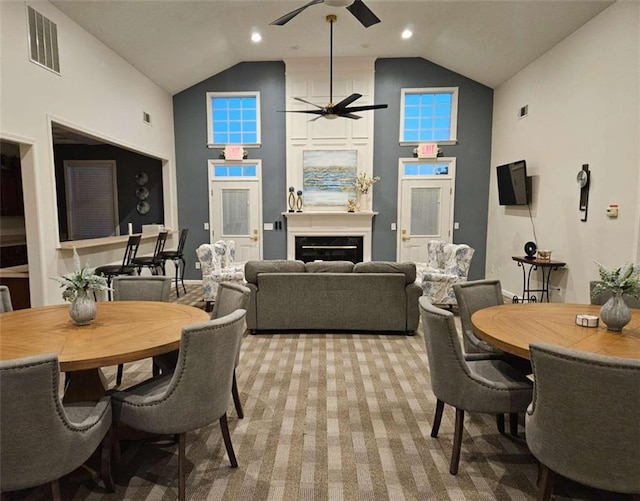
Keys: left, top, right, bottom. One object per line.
{"left": 8, "top": 285, "right": 631, "bottom": 500}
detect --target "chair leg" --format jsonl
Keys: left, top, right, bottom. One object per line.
{"left": 101, "top": 426, "right": 115, "bottom": 493}
{"left": 116, "top": 364, "right": 124, "bottom": 386}
{"left": 231, "top": 369, "right": 244, "bottom": 419}
{"left": 173, "top": 258, "right": 180, "bottom": 298}
{"left": 431, "top": 399, "right": 445, "bottom": 438}
{"left": 219, "top": 413, "right": 238, "bottom": 468}
{"left": 450, "top": 408, "right": 464, "bottom": 475}
{"left": 180, "top": 257, "right": 187, "bottom": 294}
{"left": 537, "top": 463, "right": 555, "bottom": 501}
{"left": 509, "top": 412, "right": 519, "bottom": 436}
{"left": 178, "top": 432, "right": 186, "bottom": 501}
{"left": 50, "top": 479, "right": 61, "bottom": 501}
{"left": 497, "top": 413, "right": 505, "bottom": 435}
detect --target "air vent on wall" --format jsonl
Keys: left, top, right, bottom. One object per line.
{"left": 143, "top": 111, "right": 152, "bottom": 125}
{"left": 27, "top": 5, "right": 60, "bottom": 74}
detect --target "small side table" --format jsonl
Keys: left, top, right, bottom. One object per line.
{"left": 511, "top": 256, "right": 566, "bottom": 303}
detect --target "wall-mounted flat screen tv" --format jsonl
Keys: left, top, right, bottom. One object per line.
{"left": 496, "top": 160, "right": 531, "bottom": 205}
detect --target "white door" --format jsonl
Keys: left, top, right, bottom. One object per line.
{"left": 397, "top": 159, "right": 455, "bottom": 262}
{"left": 208, "top": 161, "right": 262, "bottom": 261}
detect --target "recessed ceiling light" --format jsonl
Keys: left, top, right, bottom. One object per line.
{"left": 251, "top": 32, "right": 262, "bottom": 43}
{"left": 401, "top": 29, "right": 413, "bottom": 40}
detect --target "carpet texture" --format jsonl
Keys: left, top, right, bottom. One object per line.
{"left": 8, "top": 285, "right": 630, "bottom": 500}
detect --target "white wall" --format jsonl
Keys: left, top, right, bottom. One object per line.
{"left": 0, "top": 1, "right": 177, "bottom": 305}
{"left": 487, "top": 1, "right": 640, "bottom": 303}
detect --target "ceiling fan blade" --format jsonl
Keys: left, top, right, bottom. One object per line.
{"left": 343, "top": 104, "right": 389, "bottom": 113}
{"left": 338, "top": 112, "right": 362, "bottom": 120}
{"left": 280, "top": 109, "right": 325, "bottom": 115}
{"left": 270, "top": 0, "right": 324, "bottom": 26}
{"left": 346, "top": 0, "right": 381, "bottom": 28}
{"left": 333, "top": 93, "right": 362, "bottom": 111}
{"left": 294, "top": 97, "right": 324, "bottom": 109}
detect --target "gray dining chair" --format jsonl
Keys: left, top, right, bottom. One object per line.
{"left": 526, "top": 343, "right": 640, "bottom": 500}
{"left": 112, "top": 275, "right": 172, "bottom": 385}
{"left": 418, "top": 297, "right": 533, "bottom": 475}
{"left": 0, "top": 284, "right": 13, "bottom": 312}
{"left": 111, "top": 309, "right": 246, "bottom": 501}
{"left": 154, "top": 281, "right": 251, "bottom": 418}
{"left": 0, "top": 354, "right": 114, "bottom": 498}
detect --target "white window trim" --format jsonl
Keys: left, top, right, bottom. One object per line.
{"left": 399, "top": 87, "right": 458, "bottom": 146}
{"left": 206, "top": 91, "right": 261, "bottom": 149}
{"left": 398, "top": 157, "right": 457, "bottom": 180}
{"left": 208, "top": 159, "right": 261, "bottom": 180}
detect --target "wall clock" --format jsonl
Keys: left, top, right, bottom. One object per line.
{"left": 577, "top": 164, "right": 590, "bottom": 222}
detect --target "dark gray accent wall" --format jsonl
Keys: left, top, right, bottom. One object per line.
{"left": 54, "top": 144, "right": 164, "bottom": 240}
{"left": 373, "top": 58, "right": 493, "bottom": 279}
{"left": 173, "top": 58, "right": 492, "bottom": 280}
{"left": 173, "top": 61, "right": 287, "bottom": 279}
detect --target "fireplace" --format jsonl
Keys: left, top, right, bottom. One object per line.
{"left": 283, "top": 211, "right": 377, "bottom": 263}
{"left": 295, "top": 236, "right": 363, "bottom": 263}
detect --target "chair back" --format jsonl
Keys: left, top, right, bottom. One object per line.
{"left": 0, "top": 285, "right": 13, "bottom": 312}
{"left": 152, "top": 231, "right": 168, "bottom": 259}
{"left": 418, "top": 297, "right": 473, "bottom": 408}
{"left": 453, "top": 279, "right": 504, "bottom": 354}
{"left": 176, "top": 228, "right": 189, "bottom": 255}
{"left": 0, "top": 354, "right": 111, "bottom": 492}
{"left": 113, "top": 309, "right": 246, "bottom": 434}
{"left": 526, "top": 343, "right": 640, "bottom": 494}
{"left": 112, "top": 276, "right": 171, "bottom": 301}
{"left": 122, "top": 234, "right": 142, "bottom": 266}
{"left": 212, "top": 282, "right": 251, "bottom": 319}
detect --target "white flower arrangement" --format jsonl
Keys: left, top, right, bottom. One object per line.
{"left": 356, "top": 172, "right": 380, "bottom": 195}
{"left": 51, "top": 248, "right": 110, "bottom": 302}
{"left": 593, "top": 261, "right": 640, "bottom": 298}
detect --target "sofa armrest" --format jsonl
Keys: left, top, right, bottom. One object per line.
{"left": 405, "top": 283, "right": 422, "bottom": 333}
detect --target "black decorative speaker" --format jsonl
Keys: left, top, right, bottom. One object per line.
{"left": 524, "top": 241, "right": 537, "bottom": 258}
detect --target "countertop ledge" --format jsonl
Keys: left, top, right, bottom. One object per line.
{"left": 58, "top": 231, "right": 175, "bottom": 250}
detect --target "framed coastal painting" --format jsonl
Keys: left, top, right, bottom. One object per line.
{"left": 302, "top": 150, "right": 357, "bottom": 206}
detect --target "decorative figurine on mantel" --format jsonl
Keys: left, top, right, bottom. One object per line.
{"left": 347, "top": 199, "right": 357, "bottom": 213}
{"left": 296, "top": 190, "right": 303, "bottom": 212}
{"left": 355, "top": 172, "right": 380, "bottom": 212}
{"left": 287, "top": 186, "right": 296, "bottom": 212}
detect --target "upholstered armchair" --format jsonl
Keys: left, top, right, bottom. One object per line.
{"left": 196, "top": 240, "right": 246, "bottom": 311}
{"left": 418, "top": 241, "right": 475, "bottom": 306}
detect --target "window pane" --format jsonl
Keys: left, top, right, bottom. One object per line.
{"left": 222, "top": 189, "right": 249, "bottom": 235}
{"left": 402, "top": 89, "right": 455, "bottom": 142}
{"left": 243, "top": 165, "right": 256, "bottom": 176}
{"left": 411, "top": 187, "right": 439, "bottom": 236}
{"left": 214, "top": 166, "right": 227, "bottom": 177}
{"left": 404, "top": 164, "right": 418, "bottom": 176}
{"left": 208, "top": 93, "right": 260, "bottom": 145}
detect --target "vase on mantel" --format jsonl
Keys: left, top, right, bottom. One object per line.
{"left": 599, "top": 293, "right": 631, "bottom": 332}
{"left": 357, "top": 191, "right": 370, "bottom": 212}
{"left": 69, "top": 289, "right": 97, "bottom": 326}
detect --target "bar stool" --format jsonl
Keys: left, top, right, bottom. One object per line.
{"left": 160, "top": 228, "right": 189, "bottom": 297}
{"left": 131, "top": 231, "right": 168, "bottom": 275}
{"left": 95, "top": 234, "right": 141, "bottom": 300}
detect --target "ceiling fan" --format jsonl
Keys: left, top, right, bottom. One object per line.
{"left": 271, "top": 0, "right": 380, "bottom": 28}
{"left": 281, "top": 15, "right": 388, "bottom": 121}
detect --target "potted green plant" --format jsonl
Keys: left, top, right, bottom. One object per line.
{"left": 593, "top": 261, "right": 640, "bottom": 331}
{"left": 52, "top": 248, "right": 110, "bottom": 325}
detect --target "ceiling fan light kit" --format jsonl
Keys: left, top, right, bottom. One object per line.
{"left": 279, "top": 14, "right": 388, "bottom": 121}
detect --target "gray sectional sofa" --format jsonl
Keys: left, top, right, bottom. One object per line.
{"left": 244, "top": 260, "right": 422, "bottom": 334}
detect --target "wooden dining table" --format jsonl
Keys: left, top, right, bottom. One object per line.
{"left": 471, "top": 303, "right": 640, "bottom": 360}
{"left": 0, "top": 301, "right": 209, "bottom": 402}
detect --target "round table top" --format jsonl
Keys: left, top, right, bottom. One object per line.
{"left": 471, "top": 303, "right": 640, "bottom": 360}
{"left": 0, "top": 301, "right": 210, "bottom": 371}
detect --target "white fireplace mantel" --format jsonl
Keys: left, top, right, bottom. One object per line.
{"left": 283, "top": 211, "right": 377, "bottom": 261}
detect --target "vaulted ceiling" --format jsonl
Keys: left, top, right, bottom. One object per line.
{"left": 52, "top": 0, "right": 613, "bottom": 95}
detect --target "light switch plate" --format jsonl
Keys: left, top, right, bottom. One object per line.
{"left": 264, "top": 223, "right": 274, "bottom": 231}
{"left": 203, "top": 222, "right": 209, "bottom": 230}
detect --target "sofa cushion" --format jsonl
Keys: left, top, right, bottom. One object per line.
{"left": 244, "top": 260, "right": 306, "bottom": 284}
{"left": 305, "top": 261, "right": 354, "bottom": 273}
{"left": 354, "top": 261, "right": 416, "bottom": 285}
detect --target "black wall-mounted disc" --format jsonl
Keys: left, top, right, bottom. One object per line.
{"left": 524, "top": 241, "right": 537, "bottom": 258}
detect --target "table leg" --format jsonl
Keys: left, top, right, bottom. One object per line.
{"left": 63, "top": 368, "right": 108, "bottom": 403}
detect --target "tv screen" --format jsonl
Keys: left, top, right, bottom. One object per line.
{"left": 497, "top": 160, "right": 530, "bottom": 205}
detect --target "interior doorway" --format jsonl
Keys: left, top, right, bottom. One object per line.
{"left": 397, "top": 158, "right": 456, "bottom": 262}
{"left": 0, "top": 140, "right": 30, "bottom": 309}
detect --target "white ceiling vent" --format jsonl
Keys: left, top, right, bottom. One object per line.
{"left": 27, "top": 5, "right": 60, "bottom": 74}
{"left": 142, "top": 111, "right": 152, "bottom": 125}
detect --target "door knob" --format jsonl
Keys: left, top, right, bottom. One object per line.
{"left": 250, "top": 229, "right": 259, "bottom": 241}
{"left": 402, "top": 229, "right": 410, "bottom": 241}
